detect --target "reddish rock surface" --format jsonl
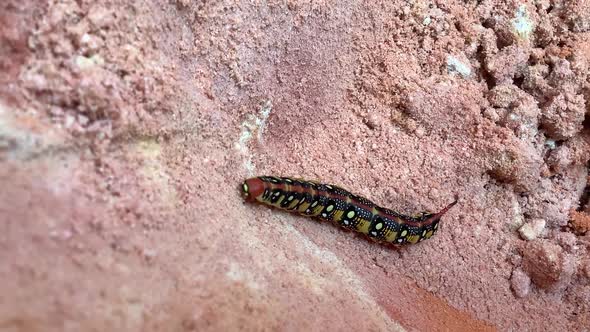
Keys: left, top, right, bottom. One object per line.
{"left": 521, "top": 239, "right": 574, "bottom": 290}
{"left": 1, "top": 0, "right": 590, "bottom": 331}
{"left": 571, "top": 210, "right": 590, "bottom": 235}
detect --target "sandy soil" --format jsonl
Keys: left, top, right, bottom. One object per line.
{"left": 1, "top": 0, "right": 590, "bottom": 331}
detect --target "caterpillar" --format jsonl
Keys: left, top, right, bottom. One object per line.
{"left": 240, "top": 176, "right": 458, "bottom": 245}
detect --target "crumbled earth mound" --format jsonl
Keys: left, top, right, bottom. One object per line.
{"left": 1, "top": 1, "right": 589, "bottom": 331}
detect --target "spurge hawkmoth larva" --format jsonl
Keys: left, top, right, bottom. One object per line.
{"left": 241, "top": 176, "right": 458, "bottom": 245}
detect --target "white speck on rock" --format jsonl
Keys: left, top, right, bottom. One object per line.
{"left": 510, "top": 268, "right": 531, "bottom": 298}
{"left": 235, "top": 100, "right": 272, "bottom": 174}
{"left": 512, "top": 5, "right": 534, "bottom": 40}
{"left": 446, "top": 56, "right": 472, "bottom": 78}
{"left": 143, "top": 248, "right": 157, "bottom": 260}
{"left": 518, "top": 218, "right": 546, "bottom": 240}
{"left": 545, "top": 139, "right": 556, "bottom": 149}
{"left": 75, "top": 54, "right": 104, "bottom": 70}
{"left": 49, "top": 229, "right": 73, "bottom": 240}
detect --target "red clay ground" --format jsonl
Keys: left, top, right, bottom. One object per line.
{"left": 1, "top": 1, "right": 590, "bottom": 331}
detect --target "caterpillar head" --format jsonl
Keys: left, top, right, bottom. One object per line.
{"left": 241, "top": 177, "right": 265, "bottom": 202}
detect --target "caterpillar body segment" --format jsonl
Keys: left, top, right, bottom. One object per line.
{"left": 241, "top": 176, "right": 457, "bottom": 245}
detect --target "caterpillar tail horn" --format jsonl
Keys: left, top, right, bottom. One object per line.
{"left": 427, "top": 197, "right": 459, "bottom": 223}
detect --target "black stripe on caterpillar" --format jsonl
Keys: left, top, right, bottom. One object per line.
{"left": 240, "top": 176, "right": 458, "bottom": 245}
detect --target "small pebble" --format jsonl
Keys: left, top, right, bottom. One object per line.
{"left": 143, "top": 248, "right": 157, "bottom": 260}
{"left": 510, "top": 268, "right": 531, "bottom": 298}
{"left": 518, "top": 219, "right": 546, "bottom": 240}
{"left": 522, "top": 239, "right": 573, "bottom": 289}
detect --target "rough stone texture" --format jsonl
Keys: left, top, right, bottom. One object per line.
{"left": 521, "top": 240, "right": 574, "bottom": 290}
{"left": 555, "top": 231, "right": 579, "bottom": 253}
{"left": 564, "top": 0, "right": 590, "bottom": 32}
{"left": 487, "top": 83, "right": 540, "bottom": 140}
{"left": 582, "top": 260, "right": 590, "bottom": 279}
{"left": 540, "top": 91, "right": 586, "bottom": 139}
{"left": 1, "top": 0, "right": 590, "bottom": 331}
{"left": 571, "top": 211, "right": 590, "bottom": 235}
{"left": 546, "top": 133, "right": 590, "bottom": 173}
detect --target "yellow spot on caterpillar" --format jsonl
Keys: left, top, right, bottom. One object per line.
{"left": 333, "top": 210, "right": 344, "bottom": 222}
{"left": 400, "top": 230, "right": 408, "bottom": 237}
{"left": 422, "top": 230, "right": 427, "bottom": 237}
{"left": 287, "top": 195, "right": 294, "bottom": 201}
{"left": 310, "top": 203, "right": 323, "bottom": 216}
{"left": 375, "top": 223, "right": 383, "bottom": 230}
{"left": 326, "top": 205, "right": 334, "bottom": 212}
{"left": 347, "top": 211, "right": 355, "bottom": 219}
{"left": 385, "top": 230, "right": 398, "bottom": 242}
{"left": 425, "top": 230, "right": 434, "bottom": 238}
{"left": 287, "top": 199, "right": 299, "bottom": 210}
{"left": 242, "top": 183, "right": 248, "bottom": 193}
{"left": 407, "top": 235, "right": 420, "bottom": 244}
{"left": 298, "top": 202, "right": 311, "bottom": 213}
{"left": 311, "top": 201, "right": 318, "bottom": 208}
{"left": 275, "top": 195, "right": 285, "bottom": 206}
{"left": 357, "top": 219, "right": 371, "bottom": 234}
